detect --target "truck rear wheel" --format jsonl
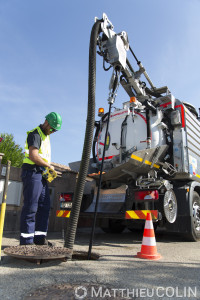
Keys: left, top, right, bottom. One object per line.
{"left": 101, "top": 220, "right": 125, "bottom": 234}
{"left": 189, "top": 191, "right": 200, "bottom": 241}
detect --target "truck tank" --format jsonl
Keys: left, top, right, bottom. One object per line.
{"left": 93, "top": 97, "right": 171, "bottom": 183}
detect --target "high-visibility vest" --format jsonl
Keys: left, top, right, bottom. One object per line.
{"left": 23, "top": 126, "right": 51, "bottom": 165}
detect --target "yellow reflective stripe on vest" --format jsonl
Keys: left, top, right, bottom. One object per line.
{"left": 23, "top": 126, "right": 51, "bottom": 165}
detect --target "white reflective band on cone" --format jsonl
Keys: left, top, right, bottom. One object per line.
{"left": 144, "top": 220, "right": 154, "bottom": 229}
{"left": 34, "top": 231, "right": 47, "bottom": 236}
{"left": 142, "top": 236, "right": 156, "bottom": 246}
{"left": 21, "top": 233, "right": 34, "bottom": 238}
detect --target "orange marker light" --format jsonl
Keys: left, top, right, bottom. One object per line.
{"left": 130, "top": 97, "right": 137, "bottom": 103}
{"left": 98, "top": 108, "right": 104, "bottom": 117}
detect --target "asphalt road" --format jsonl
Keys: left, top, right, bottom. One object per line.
{"left": 1, "top": 228, "right": 200, "bottom": 300}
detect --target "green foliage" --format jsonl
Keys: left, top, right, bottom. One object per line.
{"left": 0, "top": 133, "right": 24, "bottom": 168}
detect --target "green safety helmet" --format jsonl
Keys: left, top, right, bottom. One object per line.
{"left": 45, "top": 112, "right": 62, "bottom": 130}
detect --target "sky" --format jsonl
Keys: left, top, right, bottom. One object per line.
{"left": 0, "top": 0, "right": 200, "bottom": 166}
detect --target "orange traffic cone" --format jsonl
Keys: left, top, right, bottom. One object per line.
{"left": 136, "top": 212, "right": 161, "bottom": 260}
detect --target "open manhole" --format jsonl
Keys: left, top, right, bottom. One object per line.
{"left": 72, "top": 251, "right": 100, "bottom": 261}
{"left": 4, "top": 246, "right": 100, "bottom": 264}
{"left": 24, "top": 283, "right": 123, "bottom": 299}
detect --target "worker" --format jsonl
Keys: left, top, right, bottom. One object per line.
{"left": 20, "top": 112, "right": 62, "bottom": 246}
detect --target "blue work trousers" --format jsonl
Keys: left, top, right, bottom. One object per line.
{"left": 20, "top": 169, "right": 51, "bottom": 245}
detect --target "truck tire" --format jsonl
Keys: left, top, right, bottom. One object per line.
{"left": 189, "top": 191, "right": 200, "bottom": 241}
{"left": 101, "top": 220, "right": 125, "bottom": 234}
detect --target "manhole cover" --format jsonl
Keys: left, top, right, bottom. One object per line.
{"left": 4, "top": 245, "right": 72, "bottom": 263}
{"left": 4, "top": 246, "right": 100, "bottom": 264}
{"left": 24, "top": 283, "right": 124, "bottom": 299}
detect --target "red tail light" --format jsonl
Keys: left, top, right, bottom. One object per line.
{"left": 135, "top": 190, "right": 159, "bottom": 201}
{"left": 60, "top": 193, "right": 73, "bottom": 202}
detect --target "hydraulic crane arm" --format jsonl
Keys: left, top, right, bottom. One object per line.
{"left": 96, "top": 13, "right": 168, "bottom": 101}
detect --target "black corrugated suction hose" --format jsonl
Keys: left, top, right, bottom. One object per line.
{"left": 65, "top": 19, "right": 102, "bottom": 250}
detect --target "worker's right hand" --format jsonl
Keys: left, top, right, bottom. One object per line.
{"left": 49, "top": 165, "right": 55, "bottom": 171}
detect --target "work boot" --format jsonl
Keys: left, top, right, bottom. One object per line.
{"left": 34, "top": 238, "right": 55, "bottom": 247}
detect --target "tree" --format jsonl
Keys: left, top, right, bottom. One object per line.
{"left": 0, "top": 133, "right": 24, "bottom": 167}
